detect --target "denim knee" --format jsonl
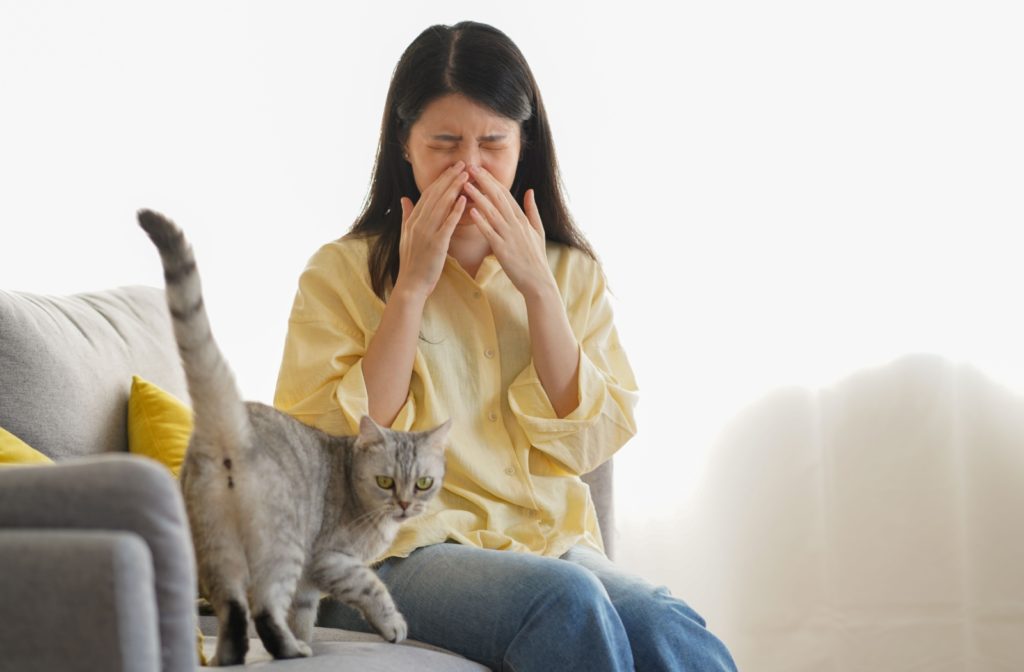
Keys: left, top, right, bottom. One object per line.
{"left": 616, "top": 583, "right": 707, "bottom": 630}
{"left": 540, "top": 561, "right": 612, "bottom": 615}
{"left": 615, "top": 585, "right": 736, "bottom": 672}
{"left": 506, "top": 561, "right": 633, "bottom": 671}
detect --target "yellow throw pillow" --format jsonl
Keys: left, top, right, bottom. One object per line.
{"left": 0, "top": 426, "right": 54, "bottom": 465}
{"left": 197, "top": 625, "right": 209, "bottom": 666}
{"left": 127, "top": 375, "right": 193, "bottom": 478}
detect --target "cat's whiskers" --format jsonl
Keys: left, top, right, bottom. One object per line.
{"left": 347, "top": 505, "right": 392, "bottom": 534}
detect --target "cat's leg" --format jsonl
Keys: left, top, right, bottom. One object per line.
{"left": 313, "top": 552, "right": 407, "bottom": 643}
{"left": 206, "top": 587, "right": 250, "bottom": 667}
{"left": 188, "top": 493, "right": 251, "bottom": 666}
{"left": 249, "top": 548, "right": 312, "bottom": 659}
{"left": 288, "top": 579, "right": 321, "bottom": 646}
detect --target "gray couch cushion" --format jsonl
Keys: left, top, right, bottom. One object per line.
{"left": 198, "top": 616, "right": 488, "bottom": 671}
{"left": 581, "top": 459, "right": 615, "bottom": 558}
{"left": 209, "top": 638, "right": 489, "bottom": 671}
{"left": 0, "top": 286, "right": 187, "bottom": 459}
{"left": 0, "top": 455, "right": 199, "bottom": 672}
{"left": 0, "top": 529, "right": 162, "bottom": 672}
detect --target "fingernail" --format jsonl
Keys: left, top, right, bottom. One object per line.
{"left": 468, "top": 164, "right": 479, "bottom": 173}
{"left": 455, "top": 161, "right": 465, "bottom": 170}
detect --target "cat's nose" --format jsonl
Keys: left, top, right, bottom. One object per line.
{"left": 398, "top": 501, "right": 410, "bottom": 511}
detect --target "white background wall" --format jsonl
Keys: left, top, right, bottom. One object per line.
{"left": 3, "top": 0, "right": 1022, "bottom": 617}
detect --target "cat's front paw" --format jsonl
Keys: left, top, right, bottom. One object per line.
{"left": 373, "top": 610, "right": 408, "bottom": 644}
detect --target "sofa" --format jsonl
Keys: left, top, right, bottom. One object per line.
{"left": 0, "top": 285, "right": 617, "bottom": 671}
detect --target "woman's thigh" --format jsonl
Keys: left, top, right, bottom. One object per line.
{"left": 317, "top": 543, "right": 633, "bottom": 671}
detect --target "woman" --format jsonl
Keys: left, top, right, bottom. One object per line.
{"left": 275, "top": 20, "right": 736, "bottom": 672}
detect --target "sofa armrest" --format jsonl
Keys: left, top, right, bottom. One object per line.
{"left": 0, "top": 529, "right": 161, "bottom": 672}
{"left": 581, "top": 459, "right": 615, "bottom": 559}
{"left": 0, "top": 456, "right": 198, "bottom": 672}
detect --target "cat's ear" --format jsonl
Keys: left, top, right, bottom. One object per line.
{"left": 422, "top": 419, "right": 452, "bottom": 454}
{"left": 356, "top": 415, "right": 387, "bottom": 448}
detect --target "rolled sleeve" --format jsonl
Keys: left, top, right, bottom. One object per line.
{"left": 507, "top": 272, "right": 639, "bottom": 475}
{"left": 332, "top": 357, "right": 417, "bottom": 432}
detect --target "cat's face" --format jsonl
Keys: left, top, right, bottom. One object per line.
{"left": 352, "top": 417, "right": 450, "bottom": 523}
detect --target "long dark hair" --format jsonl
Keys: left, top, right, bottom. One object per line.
{"left": 349, "top": 21, "right": 597, "bottom": 299}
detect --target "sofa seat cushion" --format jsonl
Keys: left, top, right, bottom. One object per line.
{"left": 198, "top": 616, "right": 488, "bottom": 671}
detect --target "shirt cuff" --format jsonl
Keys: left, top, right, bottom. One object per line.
{"left": 508, "top": 344, "right": 607, "bottom": 437}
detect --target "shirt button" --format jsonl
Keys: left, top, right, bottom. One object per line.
{"left": 473, "top": 290, "right": 482, "bottom": 299}
{"left": 504, "top": 467, "right": 516, "bottom": 476}
{"left": 484, "top": 348, "right": 496, "bottom": 359}
{"left": 488, "top": 411, "right": 498, "bottom": 422}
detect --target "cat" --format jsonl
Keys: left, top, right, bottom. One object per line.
{"left": 137, "top": 209, "right": 450, "bottom": 666}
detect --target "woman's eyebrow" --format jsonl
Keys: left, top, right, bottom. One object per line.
{"left": 430, "top": 133, "right": 508, "bottom": 142}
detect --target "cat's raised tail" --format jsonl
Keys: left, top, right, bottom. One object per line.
{"left": 138, "top": 209, "right": 251, "bottom": 461}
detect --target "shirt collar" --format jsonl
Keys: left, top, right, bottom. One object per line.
{"left": 444, "top": 254, "right": 502, "bottom": 287}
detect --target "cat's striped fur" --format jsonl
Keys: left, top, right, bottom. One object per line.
{"left": 138, "top": 209, "right": 449, "bottom": 666}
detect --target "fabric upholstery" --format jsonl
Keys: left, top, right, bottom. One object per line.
{"left": 197, "top": 616, "right": 487, "bottom": 671}
{"left": 582, "top": 459, "right": 615, "bottom": 558}
{"left": 0, "top": 456, "right": 198, "bottom": 672}
{"left": 215, "top": 639, "right": 488, "bottom": 671}
{"left": 0, "top": 286, "right": 188, "bottom": 459}
{"left": 0, "top": 529, "right": 161, "bottom": 672}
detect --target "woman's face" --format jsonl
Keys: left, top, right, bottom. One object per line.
{"left": 404, "top": 93, "right": 522, "bottom": 227}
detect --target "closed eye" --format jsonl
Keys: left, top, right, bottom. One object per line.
{"left": 427, "top": 144, "right": 508, "bottom": 152}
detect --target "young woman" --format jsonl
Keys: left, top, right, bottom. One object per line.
{"left": 275, "top": 20, "right": 737, "bottom": 672}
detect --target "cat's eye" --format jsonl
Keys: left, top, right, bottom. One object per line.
{"left": 376, "top": 476, "right": 395, "bottom": 490}
{"left": 415, "top": 477, "right": 434, "bottom": 491}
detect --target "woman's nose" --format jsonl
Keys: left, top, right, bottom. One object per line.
{"left": 454, "top": 147, "right": 482, "bottom": 170}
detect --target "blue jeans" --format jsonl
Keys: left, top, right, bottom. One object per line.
{"left": 317, "top": 543, "right": 738, "bottom": 671}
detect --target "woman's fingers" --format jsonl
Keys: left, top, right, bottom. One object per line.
{"left": 524, "top": 189, "right": 544, "bottom": 235}
{"left": 469, "top": 205, "right": 502, "bottom": 249}
{"left": 419, "top": 162, "right": 469, "bottom": 228}
{"left": 434, "top": 171, "right": 470, "bottom": 231}
{"left": 400, "top": 197, "right": 413, "bottom": 230}
{"left": 467, "top": 165, "right": 520, "bottom": 226}
{"left": 463, "top": 181, "right": 508, "bottom": 235}
{"left": 441, "top": 195, "right": 468, "bottom": 235}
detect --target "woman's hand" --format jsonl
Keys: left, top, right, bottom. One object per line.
{"left": 395, "top": 161, "right": 470, "bottom": 300}
{"left": 463, "top": 165, "right": 556, "bottom": 300}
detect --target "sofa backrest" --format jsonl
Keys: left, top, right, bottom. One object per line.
{"left": 0, "top": 286, "right": 188, "bottom": 459}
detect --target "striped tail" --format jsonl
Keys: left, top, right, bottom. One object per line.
{"left": 137, "top": 209, "right": 250, "bottom": 457}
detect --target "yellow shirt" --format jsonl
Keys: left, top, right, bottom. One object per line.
{"left": 273, "top": 234, "right": 639, "bottom": 560}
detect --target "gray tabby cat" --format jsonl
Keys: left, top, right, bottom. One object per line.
{"left": 137, "top": 209, "right": 449, "bottom": 666}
